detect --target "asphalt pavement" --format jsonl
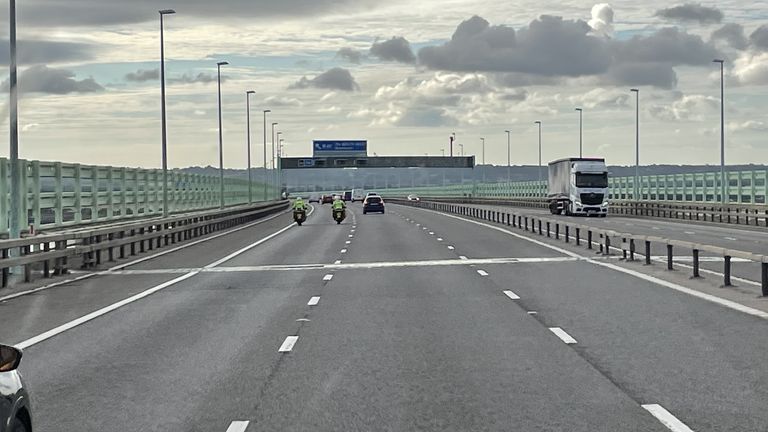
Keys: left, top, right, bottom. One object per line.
{"left": 3, "top": 201, "right": 768, "bottom": 431}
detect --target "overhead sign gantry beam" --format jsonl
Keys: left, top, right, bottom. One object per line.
{"left": 281, "top": 156, "right": 475, "bottom": 169}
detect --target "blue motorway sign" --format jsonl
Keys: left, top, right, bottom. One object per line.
{"left": 313, "top": 140, "right": 367, "bottom": 156}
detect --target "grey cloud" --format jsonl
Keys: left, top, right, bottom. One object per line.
{"left": 654, "top": 4, "right": 723, "bottom": 24}
{"left": 711, "top": 23, "right": 748, "bottom": 50}
{"left": 1, "top": 65, "right": 104, "bottom": 94}
{"left": 750, "top": 25, "right": 768, "bottom": 51}
{"left": 370, "top": 37, "right": 416, "bottom": 64}
{"left": 336, "top": 47, "right": 362, "bottom": 64}
{"left": 418, "top": 15, "right": 722, "bottom": 88}
{"left": 0, "top": 39, "right": 96, "bottom": 64}
{"left": 2, "top": 0, "right": 382, "bottom": 27}
{"left": 169, "top": 73, "right": 223, "bottom": 84}
{"left": 396, "top": 106, "right": 456, "bottom": 127}
{"left": 125, "top": 69, "right": 159, "bottom": 82}
{"left": 498, "top": 89, "right": 529, "bottom": 101}
{"left": 289, "top": 67, "right": 360, "bottom": 92}
{"left": 264, "top": 95, "right": 304, "bottom": 107}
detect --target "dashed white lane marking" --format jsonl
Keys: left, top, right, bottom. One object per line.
{"left": 323, "top": 274, "right": 334, "bottom": 281}
{"left": 334, "top": 260, "right": 342, "bottom": 264}
{"left": 413, "top": 207, "right": 768, "bottom": 321}
{"left": 416, "top": 224, "right": 421, "bottom": 226}
{"left": 422, "top": 227, "right": 427, "bottom": 230}
{"left": 652, "top": 226, "right": 660, "bottom": 230}
{"left": 351, "top": 229, "right": 356, "bottom": 233}
{"left": 549, "top": 327, "right": 577, "bottom": 344}
{"left": 642, "top": 404, "right": 695, "bottom": 432}
{"left": 477, "top": 270, "right": 489, "bottom": 276}
{"left": 527, "top": 311, "right": 538, "bottom": 315}
{"left": 429, "top": 232, "right": 435, "bottom": 235}
{"left": 725, "top": 237, "right": 737, "bottom": 241}
{"left": 226, "top": 421, "right": 250, "bottom": 432}
{"left": 437, "top": 238, "right": 444, "bottom": 241}
{"left": 447, "top": 246, "right": 455, "bottom": 250}
{"left": 278, "top": 336, "right": 299, "bottom": 352}
{"left": 345, "top": 240, "right": 351, "bottom": 244}
{"left": 459, "top": 256, "right": 468, "bottom": 260}
{"left": 340, "top": 249, "right": 347, "bottom": 254}
{"left": 308, "top": 296, "right": 321, "bottom": 306}
{"left": 503, "top": 290, "right": 521, "bottom": 300}
{"left": 684, "top": 231, "right": 696, "bottom": 235}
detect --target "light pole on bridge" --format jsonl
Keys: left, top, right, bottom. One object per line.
{"left": 262, "top": 109, "right": 271, "bottom": 200}
{"left": 159, "top": 9, "right": 175, "bottom": 217}
{"left": 271, "top": 122, "right": 278, "bottom": 198}
{"left": 216, "top": 61, "right": 228, "bottom": 209}
{"left": 575, "top": 107, "right": 583, "bottom": 159}
{"left": 246, "top": 90, "right": 256, "bottom": 204}
{"left": 713, "top": 59, "right": 726, "bottom": 204}
{"left": 504, "top": 130, "right": 511, "bottom": 184}
{"left": 630, "top": 89, "right": 639, "bottom": 200}
{"left": 534, "top": 121, "right": 542, "bottom": 197}
{"left": 9, "top": 0, "right": 20, "bottom": 243}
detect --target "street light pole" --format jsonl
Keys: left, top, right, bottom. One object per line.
{"left": 262, "top": 109, "right": 271, "bottom": 200}
{"left": 630, "top": 89, "right": 639, "bottom": 200}
{"left": 714, "top": 59, "right": 726, "bottom": 203}
{"left": 271, "top": 122, "right": 278, "bottom": 198}
{"left": 534, "top": 121, "right": 542, "bottom": 196}
{"left": 441, "top": 148, "right": 445, "bottom": 157}
{"left": 459, "top": 144, "right": 464, "bottom": 156}
{"left": 159, "top": 9, "right": 175, "bottom": 217}
{"left": 246, "top": 90, "right": 255, "bottom": 204}
{"left": 216, "top": 61, "right": 228, "bottom": 209}
{"left": 9, "top": 0, "right": 20, "bottom": 243}
{"left": 480, "top": 137, "right": 485, "bottom": 183}
{"left": 504, "top": 130, "right": 511, "bottom": 184}
{"left": 575, "top": 107, "right": 583, "bottom": 158}
{"left": 451, "top": 132, "right": 456, "bottom": 157}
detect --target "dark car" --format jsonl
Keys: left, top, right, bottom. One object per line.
{"left": 343, "top": 191, "right": 352, "bottom": 202}
{"left": 0, "top": 345, "right": 32, "bottom": 432}
{"left": 321, "top": 194, "right": 333, "bottom": 204}
{"left": 363, "top": 196, "right": 385, "bottom": 214}
{"left": 308, "top": 193, "right": 320, "bottom": 203}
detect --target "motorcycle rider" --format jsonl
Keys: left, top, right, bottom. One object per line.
{"left": 293, "top": 197, "right": 308, "bottom": 211}
{"left": 331, "top": 196, "right": 346, "bottom": 212}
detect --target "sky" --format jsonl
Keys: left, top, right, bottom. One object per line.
{"left": 1, "top": 0, "right": 768, "bottom": 169}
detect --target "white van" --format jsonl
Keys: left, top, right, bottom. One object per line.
{"left": 351, "top": 189, "right": 365, "bottom": 202}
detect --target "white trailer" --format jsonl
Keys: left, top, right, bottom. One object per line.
{"left": 547, "top": 158, "right": 609, "bottom": 217}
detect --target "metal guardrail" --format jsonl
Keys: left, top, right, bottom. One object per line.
{"left": 0, "top": 158, "right": 280, "bottom": 235}
{"left": 393, "top": 199, "right": 768, "bottom": 294}
{"left": 0, "top": 200, "right": 289, "bottom": 288}
{"left": 403, "top": 197, "right": 768, "bottom": 228}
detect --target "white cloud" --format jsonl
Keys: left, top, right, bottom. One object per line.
{"left": 317, "top": 105, "right": 341, "bottom": 113}
{"left": 568, "top": 88, "right": 629, "bottom": 109}
{"left": 729, "top": 52, "right": 768, "bottom": 86}
{"left": 648, "top": 94, "right": 719, "bottom": 121}
{"left": 729, "top": 120, "right": 768, "bottom": 132}
{"left": 264, "top": 95, "right": 304, "bottom": 107}
{"left": 588, "top": 4, "right": 614, "bottom": 37}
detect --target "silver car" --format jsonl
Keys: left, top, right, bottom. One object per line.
{"left": 0, "top": 345, "right": 31, "bottom": 432}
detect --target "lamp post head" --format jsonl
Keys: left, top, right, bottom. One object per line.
{"left": 630, "top": 88, "right": 639, "bottom": 93}
{"left": 246, "top": 90, "right": 256, "bottom": 95}
{"left": 272, "top": 122, "right": 278, "bottom": 127}
{"left": 534, "top": 121, "right": 541, "bottom": 125}
{"left": 263, "top": 109, "right": 271, "bottom": 114}
{"left": 505, "top": 130, "right": 510, "bottom": 133}
{"left": 575, "top": 107, "right": 582, "bottom": 112}
{"left": 217, "top": 61, "right": 229, "bottom": 66}
{"left": 713, "top": 59, "right": 724, "bottom": 64}
{"left": 159, "top": 9, "right": 176, "bottom": 15}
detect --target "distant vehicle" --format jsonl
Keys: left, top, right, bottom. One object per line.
{"left": 363, "top": 195, "right": 385, "bottom": 214}
{"left": 321, "top": 194, "right": 334, "bottom": 205}
{"left": 351, "top": 189, "right": 365, "bottom": 202}
{"left": 407, "top": 194, "right": 420, "bottom": 202}
{"left": 343, "top": 191, "right": 353, "bottom": 202}
{"left": 547, "top": 157, "right": 609, "bottom": 217}
{"left": 365, "top": 192, "right": 379, "bottom": 198}
{"left": 308, "top": 193, "right": 320, "bottom": 203}
{"left": 0, "top": 344, "right": 32, "bottom": 432}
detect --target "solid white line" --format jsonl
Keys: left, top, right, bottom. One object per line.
{"left": 308, "top": 296, "right": 320, "bottom": 306}
{"left": 278, "top": 336, "right": 298, "bottom": 352}
{"left": 323, "top": 274, "right": 334, "bottom": 281}
{"left": 549, "top": 327, "right": 577, "bottom": 344}
{"left": 225, "top": 421, "right": 250, "bottom": 432}
{"left": 204, "top": 222, "right": 296, "bottom": 268}
{"left": 477, "top": 270, "right": 489, "bottom": 276}
{"left": 15, "top": 271, "right": 199, "bottom": 349}
{"left": 459, "top": 256, "right": 468, "bottom": 260}
{"left": 641, "top": 404, "right": 695, "bottom": 432}
{"left": 447, "top": 246, "right": 455, "bottom": 250}
{"left": 413, "top": 206, "right": 768, "bottom": 320}
{"left": 503, "top": 290, "right": 521, "bottom": 300}
{"left": 340, "top": 249, "right": 347, "bottom": 254}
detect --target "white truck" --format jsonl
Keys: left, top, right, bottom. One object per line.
{"left": 547, "top": 158, "right": 609, "bottom": 217}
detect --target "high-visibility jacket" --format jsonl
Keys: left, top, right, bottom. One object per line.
{"left": 332, "top": 199, "right": 345, "bottom": 210}
{"left": 293, "top": 199, "right": 306, "bottom": 210}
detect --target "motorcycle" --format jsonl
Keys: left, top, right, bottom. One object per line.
{"left": 332, "top": 208, "right": 346, "bottom": 225}
{"left": 293, "top": 208, "right": 307, "bottom": 226}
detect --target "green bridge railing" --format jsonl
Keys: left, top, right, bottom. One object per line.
{"left": 1, "top": 158, "right": 279, "bottom": 234}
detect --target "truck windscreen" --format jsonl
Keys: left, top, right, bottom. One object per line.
{"left": 575, "top": 173, "right": 608, "bottom": 188}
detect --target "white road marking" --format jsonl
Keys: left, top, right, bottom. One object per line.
{"left": 226, "top": 421, "right": 250, "bottom": 432}
{"left": 503, "top": 290, "right": 521, "bottom": 300}
{"left": 416, "top": 224, "right": 421, "bottom": 226}
{"left": 429, "top": 232, "right": 435, "bottom": 235}
{"left": 642, "top": 404, "right": 695, "bottom": 432}
{"left": 345, "top": 240, "right": 351, "bottom": 244}
{"left": 348, "top": 235, "right": 354, "bottom": 238}
{"left": 437, "top": 238, "right": 443, "bottom": 241}
{"left": 323, "top": 274, "right": 334, "bottom": 281}
{"left": 340, "top": 249, "right": 347, "bottom": 254}
{"left": 684, "top": 231, "right": 695, "bottom": 235}
{"left": 0, "top": 207, "right": 297, "bottom": 304}
{"left": 459, "top": 256, "right": 468, "bottom": 260}
{"left": 549, "top": 327, "right": 577, "bottom": 344}
{"left": 477, "top": 270, "right": 489, "bottom": 276}
{"left": 278, "top": 336, "right": 299, "bottom": 352}
{"left": 350, "top": 229, "right": 355, "bottom": 233}
{"left": 652, "top": 226, "right": 660, "bottom": 230}
{"left": 447, "top": 246, "right": 455, "bottom": 250}
{"left": 415, "top": 207, "right": 768, "bottom": 320}
{"left": 15, "top": 271, "right": 199, "bottom": 349}
{"left": 308, "top": 296, "right": 321, "bottom": 306}
{"left": 205, "top": 220, "right": 301, "bottom": 268}
{"left": 527, "top": 311, "right": 538, "bottom": 315}
{"left": 725, "top": 237, "right": 737, "bottom": 241}
{"left": 334, "top": 260, "right": 342, "bottom": 264}
{"left": 422, "top": 227, "right": 427, "bottom": 230}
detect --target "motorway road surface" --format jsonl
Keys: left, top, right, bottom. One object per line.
{"left": 3, "top": 203, "right": 768, "bottom": 431}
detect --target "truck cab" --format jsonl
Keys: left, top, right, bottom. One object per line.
{"left": 547, "top": 158, "right": 609, "bottom": 217}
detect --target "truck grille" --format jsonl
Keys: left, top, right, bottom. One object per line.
{"left": 580, "top": 193, "right": 604, "bottom": 205}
